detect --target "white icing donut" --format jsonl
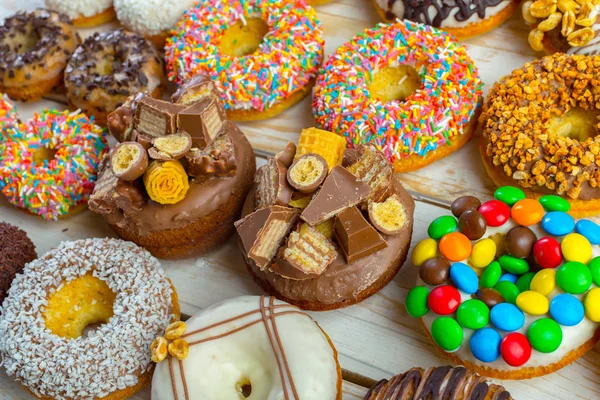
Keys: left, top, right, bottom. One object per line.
{"left": 45, "top": 0, "right": 113, "bottom": 19}
{"left": 114, "top": 0, "right": 197, "bottom": 36}
{"left": 151, "top": 296, "right": 341, "bottom": 400}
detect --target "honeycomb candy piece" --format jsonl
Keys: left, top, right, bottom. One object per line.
{"left": 110, "top": 142, "right": 148, "bottom": 181}
{"left": 347, "top": 145, "right": 393, "bottom": 203}
{"left": 368, "top": 194, "right": 409, "bottom": 235}
{"left": 289, "top": 194, "right": 312, "bottom": 209}
{"left": 295, "top": 127, "right": 346, "bottom": 171}
{"left": 149, "top": 132, "right": 192, "bottom": 161}
{"left": 287, "top": 153, "right": 328, "bottom": 194}
{"left": 299, "top": 218, "right": 334, "bottom": 240}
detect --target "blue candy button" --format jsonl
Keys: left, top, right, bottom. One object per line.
{"left": 499, "top": 273, "right": 518, "bottom": 284}
{"left": 550, "top": 294, "right": 584, "bottom": 326}
{"left": 470, "top": 327, "right": 502, "bottom": 362}
{"left": 575, "top": 220, "right": 600, "bottom": 245}
{"left": 450, "top": 262, "right": 478, "bottom": 294}
{"left": 542, "top": 212, "right": 575, "bottom": 236}
{"left": 490, "top": 303, "right": 525, "bottom": 331}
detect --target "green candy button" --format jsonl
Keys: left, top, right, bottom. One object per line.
{"left": 527, "top": 318, "right": 563, "bottom": 353}
{"left": 480, "top": 261, "right": 502, "bottom": 288}
{"left": 539, "top": 195, "right": 570, "bottom": 212}
{"left": 428, "top": 216, "right": 457, "bottom": 240}
{"left": 431, "top": 317, "right": 463, "bottom": 351}
{"left": 498, "top": 254, "right": 530, "bottom": 275}
{"left": 494, "top": 186, "right": 526, "bottom": 206}
{"left": 406, "top": 286, "right": 429, "bottom": 318}
{"left": 494, "top": 281, "right": 520, "bottom": 304}
{"left": 589, "top": 257, "right": 600, "bottom": 286}
{"left": 556, "top": 261, "right": 592, "bottom": 294}
{"left": 516, "top": 272, "right": 535, "bottom": 293}
{"left": 456, "top": 299, "right": 489, "bottom": 330}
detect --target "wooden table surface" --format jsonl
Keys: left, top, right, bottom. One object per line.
{"left": 0, "top": 0, "right": 599, "bottom": 399}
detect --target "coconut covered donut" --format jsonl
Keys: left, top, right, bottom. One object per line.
{"left": 0, "top": 238, "right": 180, "bottom": 399}
{"left": 45, "top": 0, "right": 116, "bottom": 27}
{"left": 151, "top": 295, "right": 342, "bottom": 400}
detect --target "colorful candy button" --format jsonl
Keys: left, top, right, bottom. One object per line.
{"left": 516, "top": 291, "right": 549, "bottom": 315}
{"left": 498, "top": 254, "right": 529, "bottom": 275}
{"left": 589, "top": 257, "right": 600, "bottom": 286}
{"left": 458, "top": 210, "right": 487, "bottom": 240}
{"left": 490, "top": 303, "right": 525, "bottom": 331}
{"left": 478, "top": 200, "right": 510, "bottom": 227}
{"left": 539, "top": 195, "right": 570, "bottom": 212}
{"left": 550, "top": 294, "right": 584, "bottom": 326}
{"left": 494, "top": 186, "right": 526, "bottom": 206}
{"left": 470, "top": 327, "right": 502, "bottom": 363}
{"left": 530, "top": 269, "right": 556, "bottom": 296}
{"left": 431, "top": 317, "right": 463, "bottom": 352}
{"left": 516, "top": 272, "right": 535, "bottom": 293}
{"left": 501, "top": 333, "right": 532, "bottom": 366}
{"left": 470, "top": 238, "right": 496, "bottom": 268}
{"left": 456, "top": 299, "right": 489, "bottom": 330}
{"left": 428, "top": 215, "right": 457, "bottom": 240}
{"left": 527, "top": 318, "right": 562, "bottom": 353}
{"left": 451, "top": 196, "right": 481, "bottom": 218}
{"left": 584, "top": 288, "right": 600, "bottom": 322}
{"left": 494, "top": 281, "right": 520, "bottom": 304}
{"left": 575, "top": 220, "right": 600, "bottom": 245}
{"left": 556, "top": 261, "right": 592, "bottom": 294}
{"left": 511, "top": 199, "right": 544, "bottom": 226}
{"left": 533, "top": 237, "right": 563, "bottom": 269}
{"left": 477, "top": 288, "right": 506, "bottom": 308}
{"left": 561, "top": 233, "right": 592, "bottom": 264}
{"left": 412, "top": 238, "right": 437, "bottom": 267}
{"left": 406, "top": 286, "right": 429, "bottom": 318}
{"left": 480, "top": 261, "right": 501, "bottom": 288}
{"left": 439, "top": 232, "right": 472, "bottom": 262}
{"left": 428, "top": 285, "right": 461, "bottom": 315}
{"left": 499, "top": 273, "right": 518, "bottom": 284}
{"left": 505, "top": 226, "right": 536, "bottom": 258}
{"left": 541, "top": 211, "right": 575, "bottom": 236}
{"left": 419, "top": 257, "right": 451, "bottom": 286}
{"left": 449, "top": 263, "right": 478, "bottom": 294}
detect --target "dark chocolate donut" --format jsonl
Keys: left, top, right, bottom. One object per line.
{"left": 0, "top": 222, "right": 36, "bottom": 304}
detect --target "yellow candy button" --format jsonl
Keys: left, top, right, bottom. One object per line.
{"left": 412, "top": 238, "right": 438, "bottom": 267}
{"left": 584, "top": 288, "right": 600, "bottom": 322}
{"left": 470, "top": 238, "right": 496, "bottom": 269}
{"left": 516, "top": 291, "right": 549, "bottom": 315}
{"left": 561, "top": 233, "right": 592, "bottom": 264}
{"left": 530, "top": 269, "right": 556, "bottom": 296}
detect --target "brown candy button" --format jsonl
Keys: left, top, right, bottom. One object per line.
{"left": 419, "top": 257, "right": 450, "bottom": 286}
{"left": 458, "top": 210, "right": 487, "bottom": 240}
{"left": 505, "top": 226, "right": 536, "bottom": 258}
{"left": 451, "top": 196, "right": 481, "bottom": 218}
{"left": 476, "top": 288, "right": 505, "bottom": 308}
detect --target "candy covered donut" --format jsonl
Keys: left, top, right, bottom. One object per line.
{"left": 151, "top": 296, "right": 342, "bottom": 400}
{"left": 45, "top": 0, "right": 116, "bottom": 27}
{"left": 0, "top": 238, "right": 180, "bottom": 399}
{"left": 406, "top": 186, "right": 600, "bottom": 379}
{"left": 313, "top": 20, "right": 483, "bottom": 173}
{"left": 166, "top": 0, "right": 324, "bottom": 121}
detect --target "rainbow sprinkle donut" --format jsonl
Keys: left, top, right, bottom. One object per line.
{"left": 0, "top": 97, "right": 107, "bottom": 220}
{"left": 165, "top": 0, "right": 324, "bottom": 121}
{"left": 312, "top": 20, "right": 483, "bottom": 173}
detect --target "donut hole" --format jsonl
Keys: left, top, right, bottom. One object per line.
{"left": 368, "top": 65, "right": 420, "bottom": 103}
{"left": 12, "top": 27, "right": 41, "bottom": 54}
{"left": 43, "top": 274, "right": 116, "bottom": 339}
{"left": 32, "top": 146, "right": 57, "bottom": 165}
{"left": 548, "top": 107, "right": 600, "bottom": 142}
{"left": 219, "top": 18, "right": 269, "bottom": 57}
{"left": 236, "top": 377, "right": 252, "bottom": 398}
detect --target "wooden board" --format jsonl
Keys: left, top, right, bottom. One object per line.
{"left": 0, "top": 0, "right": 599, "bottom": 400}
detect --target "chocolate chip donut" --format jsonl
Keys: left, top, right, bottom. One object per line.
{"left": 64, "top": 29, "right": 164, "bottom": 125}
{"left": 0, "top": 222, "right": 36, "bottom": 305}
{"left": 0, "top": 9, "right": 79, "bottom": 102}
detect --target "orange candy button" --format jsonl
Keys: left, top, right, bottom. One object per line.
{"left": 511, "top": 199, "right": 544, "bottom": 226}
{"left": 439, "top": 232, "right": 472, "bottom": 261}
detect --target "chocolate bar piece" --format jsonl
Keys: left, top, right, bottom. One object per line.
{"left": 255, "top": 158, "right": 293, "bottom": 210}
{"left": 347, "top": 145, "right": 393, "bottom": 202}
{"left": 300, "top": 165, "right": 371, "bottom": 226}
{"left": 177, "top": 97, "right": 225, "bottom": 148}
{"left": 183, "top": 134, "right": 236, "bottom": 180}
{"left": 134, "top": 97, "right": 186, "bottom": 138}
{"left": 107, "top": 92, "right": 146, "bottom": 142}
{"left": 333, "top": 206, "right": 387, "bottom": 263}
{"left": 275, "top": 142, "right": 296, "bottom": 168}
{"left": 235, "top": 206, "right": 300, "bottom": 270}
{"left": 172, "top": 75, "right": 216, "bottom": 105}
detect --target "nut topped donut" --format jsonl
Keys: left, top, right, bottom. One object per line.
{"left": 65, "top": 29, "right": 164, "bottom": 125}
{"left": 0, "top": 9, "right": 79, "bottom": 102}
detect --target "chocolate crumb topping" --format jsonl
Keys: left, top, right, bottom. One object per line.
{"left": 381, "top": 0, "right": 505, "bottom": 26}
{"left": 0, "top": 222, "right": 36, "bottom": 304}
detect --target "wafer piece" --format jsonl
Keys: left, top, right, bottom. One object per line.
{"left": 295, "top": 127, "right": 346, "bottom": 171}
{"left": 347, "top": 145, "right": 393, "bottom": 202}
{"left": 149, "top": 132, "right": 192, "bottom": 161}
{"left": 255, "top": 158, "right": 294, "bottom": 210}
{"left": 134, "top": 97, "right": 185, "bottom": 138}
{"left": 171, "top": 75, "right": 216, "bottom": 105}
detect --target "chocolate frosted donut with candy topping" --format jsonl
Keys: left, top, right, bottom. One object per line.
{"left": 0, "top": 222, "right": 36, "bottom": 305}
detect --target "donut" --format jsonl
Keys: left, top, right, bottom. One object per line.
{"left": 235, "top": 128, "right": 415, "bottom": 310}
{"left": 114, "top": 0, "right": 197, "bottom": 47}
{"left": 151, "top": 295, "right": 342, "bottom": 400}
{"left": 372, "top": 0, "right": 518, "bottom": 39}
{"left": 0, "top": 222, "right": 36, "bottom": 306}
{"left": 64, "top": 29, "right": 165, "bottom": 125}
{"left": 480, "top": 53, "right": 600, "bottom": 217}
{"left": 0, "top": 97, "right": 108, "bottom": 220}
{"left": 406, "top": 186, "right": 600, "bottom": 379}
{"left": 90, "top": 81, "right": 255, "bottom": 259}
{"left": 312, "top": 20, "right": 483, "bottom": 173}
{"left": 0, "top": 238, "right": 180, "bottom": 399}
{"left": 364, "top": 366, "right": 513, "bottom": 399}
{"left": 45, "top": 0, "right": 116, "bottom": 27}
{"left": 165, "top": 0, "right": 325, "bottom": 121}
{"left": 0, "top": 9, "right": 79, "bottom": 102}
{"left": 522, "top": 0, "right": 600, "bottom": 55}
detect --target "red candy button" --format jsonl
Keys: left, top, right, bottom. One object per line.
{"left": 533, "top": 237, "right": 563, "bottom": 269}
{"left": 427, "top": 285, "right": 461, "bottom": 315}
{"left": 479, "top": 200, "right": 510, "bottom": 227}
{"left": 500, "top": 333, "right": 532, "bottom": 367}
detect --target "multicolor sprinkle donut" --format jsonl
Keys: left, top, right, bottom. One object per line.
{"left": 165, "top": 0, "right": 324, "bottom": 120}
{"left": 0, "top": 97, "right": 107, "bottom": 220}
{"left": 312, "top": 20, "right": 483, "bottom": 172}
